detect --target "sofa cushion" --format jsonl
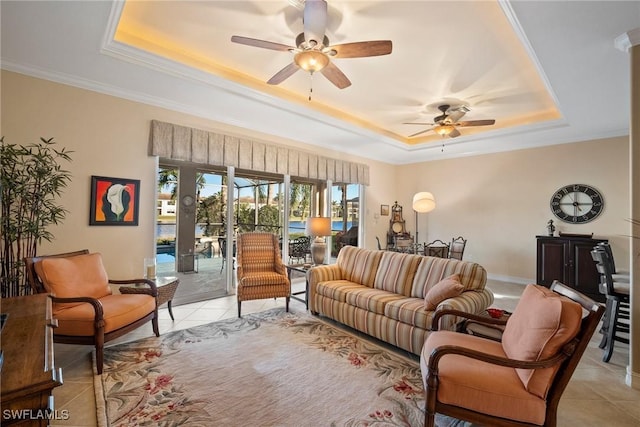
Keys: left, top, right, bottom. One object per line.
{"left": 34, "top": 253, "right": 112, "bottom": 309}
{"left": 239, "top": 272, "right": 289, "bottom": 287}
{"left": 345, "top": 288, "right": 405, "bottom": 315}
{"left": 373, "top": 251, "right": 423, "bottom": 295}
{"left": 336, "top": 246, "right": 383, "bottom": 288}
{"left": 424, "top": 274, "right": 464, "bottom": 310}
{"left": 315, "top": 280, "right": 369, "bottom": 303}
{"left": 385, "top": 298, "right": 434, "bottom": 329}
{"left": 501, "top": 284, "right": 582, "bottom": 398}
{"left": 411, "top": 257, "right": 487, "bottom": 298}
{"left": 421, "top": 331, "right": 546, "bottom": 425}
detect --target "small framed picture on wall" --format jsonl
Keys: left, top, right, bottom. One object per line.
{"left": 89, "top": 175, "right": 140, "bottom": 226}
{"left": 381, "top": 204, "right": 390, "bottom": 216}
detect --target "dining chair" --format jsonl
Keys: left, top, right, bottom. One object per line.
{"left": 591, "top": 247, "right": 630, "bottom": 362}
{"left": 595, "top": 241, "right": 630, "bottom": 282}
{"left": 424, "top": 239, "right": 449, "bottom": 258}
{"left": 449, "top": 236, "right": 467, "bottom": 260}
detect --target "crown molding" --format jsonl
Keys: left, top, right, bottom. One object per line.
{"left": 615, "top": 28, "right": 640, "bottom": 52}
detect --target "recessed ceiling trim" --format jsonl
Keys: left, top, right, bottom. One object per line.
{"left": 498, "top": 0, "right": 563, "bottom": 119}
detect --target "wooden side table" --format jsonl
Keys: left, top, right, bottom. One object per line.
{"left": 464, "top": 310, "right": 510, "bottom": 341}
{"left": 120, "top": 276, "right": 180, "bottom": 321}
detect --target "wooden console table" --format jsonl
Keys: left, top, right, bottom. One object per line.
{"left": 1, "top": 294, "right": 63, "bottom": 426}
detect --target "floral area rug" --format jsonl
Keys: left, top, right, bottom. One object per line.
{"left": 95, "top": 308, "right": 471, "bottom": 426}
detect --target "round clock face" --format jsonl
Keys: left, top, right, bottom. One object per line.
{"left": 182, "top": 195, "right": 195, "bottom": 207}
{"left": 391, "top": 221, "right": 403, "bottom": 233}
{"left": 550, "top": 184, "right": 604, "bottom": 223}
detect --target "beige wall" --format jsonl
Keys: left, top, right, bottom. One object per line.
{"left": 1, "top": 71, "right": 390, "bottom": 277}
{"left": 398, "top": 137, "right": 630, "bottom": 282}
{"left": 1, "top": 70, "right": 630, "bottom": 285}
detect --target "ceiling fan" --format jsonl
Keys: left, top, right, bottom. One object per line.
{"left": 404, "top": 104, "right": 496, "bottom": 138}
{"left": 231, "top": 0, "right": 392, "bottom": 90}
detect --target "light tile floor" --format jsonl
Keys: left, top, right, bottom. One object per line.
{"left": 50, "top": 279, "right": 640, "bottom": 426}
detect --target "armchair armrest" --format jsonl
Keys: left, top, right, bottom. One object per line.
{"left": 48, "top": 294, "right": 105, "bottom": 325}
{"left": 432, "top": 309, "right": 508, "bottom": 332}
{"left": 427, "top": 339, "right": 576, "bottom": 373}
{"left": 109, "top": 278, "right": 158, "bottom": 297}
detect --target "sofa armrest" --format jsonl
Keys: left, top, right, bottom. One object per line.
{"left": 308, "top": 264, "right": 343, "bottom": 311}
{"left": 433, "top": 289, "right": 494, "bottom": 331}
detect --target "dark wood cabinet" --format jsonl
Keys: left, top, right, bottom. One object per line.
{"left": 536, "top": 235, "right": 607, "bottom": 302}
{"left": 1, "top": 294, "right": 63, "bottom": 426}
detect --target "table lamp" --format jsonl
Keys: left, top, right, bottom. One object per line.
{"left": 305, "top": 217, "right": 332, "bottom": 265}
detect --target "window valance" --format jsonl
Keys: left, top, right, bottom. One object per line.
{"left": 149, "top": 120, "right": 369, "bottom": 185}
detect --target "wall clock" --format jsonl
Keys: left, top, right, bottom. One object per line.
{"left": 389, "top": 201, "right": 407, "bottom": 235}
{"left": 181, "top": 195, "right": 195, "bottom": 207}
{"left": 550, "top": 184, "right": 604, "bottom": 223}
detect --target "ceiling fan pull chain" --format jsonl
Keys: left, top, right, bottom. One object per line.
{"left": 308, "top": 73, "right": 314, "bottom": 101}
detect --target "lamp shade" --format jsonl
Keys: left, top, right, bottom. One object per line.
{"left": 294, "top": 50, "right": 330, "bottom": 73}
{"left": 305, "top": 217, "right": 332, "bottom": 237}
{"left": 412, "top": 192, "right": 436, "bottom": 213}
{"left": 433, "top": 124, "right": 455, "bottom": 136}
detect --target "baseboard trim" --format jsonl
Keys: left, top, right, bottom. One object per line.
{"left": 626, "top": 365, "right": 640, "bottom": 389}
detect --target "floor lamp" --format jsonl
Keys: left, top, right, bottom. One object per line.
{"left": 412, "top": 192, "right": 436, "bottom": 254}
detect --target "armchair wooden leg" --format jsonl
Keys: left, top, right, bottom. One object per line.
{"left": 152, "top": 310, "right": 160, "bottom": 337}
{"left": 425, "top": 373, "right": 439, "bottom": 427}
{"left": 238, "top": 301, "right": 242, "bottom": 318}
{"left": 95, "top": 345, "right": 104, "bottom": 375}
{"left": 286, "top": 296, "right": 290, "bottom": 312}
{"left": 95, "top": 323, "right": 105, "bottom": 375}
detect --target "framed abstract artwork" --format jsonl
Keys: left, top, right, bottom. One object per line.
{"left": 89, "top": 175, "right": 140, "bottom": 226}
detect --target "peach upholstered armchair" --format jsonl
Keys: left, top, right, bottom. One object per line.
{"left": 421, "top": 281, "right": 604, "bottom": 427}
{"left": 25, "top": 249, "right": 159, "bottom": 374}
{"left": 236, "top": 232, "right": 290, "bottom": 317}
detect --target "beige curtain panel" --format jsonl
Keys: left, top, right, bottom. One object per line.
{"left": 149, "top": 120, "right": 369, "bottom": 185}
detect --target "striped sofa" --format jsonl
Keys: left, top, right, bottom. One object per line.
{"left": 308, "top": 246, "right": 493, "bottom": 355}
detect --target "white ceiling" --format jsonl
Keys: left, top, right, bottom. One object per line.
{"left": 1, "top": 1, "right": 639, "bottom": 164}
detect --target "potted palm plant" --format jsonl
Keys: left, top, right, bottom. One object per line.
{"left": 0, "top": 137, "right": 72, "bottom": 297}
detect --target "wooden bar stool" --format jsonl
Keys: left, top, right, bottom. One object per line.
{"left": 591, "top": 248, "right": 630, "bottom": 362}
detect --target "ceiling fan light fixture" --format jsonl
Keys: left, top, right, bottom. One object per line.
{"left": 294, "top": 50, "right": 329, "bottom": 72}
{"left": 434, "top": 124, "right": 455, "bottom": 136}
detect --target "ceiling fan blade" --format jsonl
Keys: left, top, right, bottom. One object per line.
{"left": 330, "top": 40, "right": 393, "bottom": 58}
{"left": 448, "top": 128, "right": 461, "bottom": 138}
{"left": 231, "top": 36, "right": 293, "bottom": 52}
{"left": 455, "top": 119, "right": 496, "bottom": 127}
{"left": 320, "top": 61, "right": 351, "bottom": 89}
{"left": 409, "top": 128, "right": 432, "bottom": 138}
{"left": 403, "top": 122, "right": 435, "bottom": 126}
{"left": 303, "top": 0, "right": 327, "bottom": 45}
{"left": 267, "top": 62, "right": 300, "bottom": 85}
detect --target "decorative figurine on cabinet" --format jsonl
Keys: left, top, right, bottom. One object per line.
{"left": 547, "top": 219, "right": 556, "bottom": 237}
